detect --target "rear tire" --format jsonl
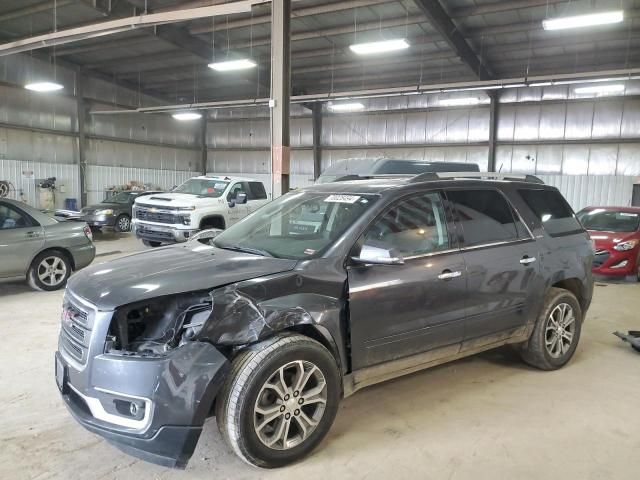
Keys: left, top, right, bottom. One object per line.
{"left": 27, "top": 250, "right": 72, "bottom": 291}
{"left": 216, "top": 334, "right": 340, "bottom": 468}
{"left": 519, "top": 287, "right": 582, "bottom": 370}
{"left": 142, "top": 240, "right": 161, "bottom": 248}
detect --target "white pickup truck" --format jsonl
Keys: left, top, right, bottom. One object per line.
{"left": 131, "top": 175, "right": 269, "bottom": 247}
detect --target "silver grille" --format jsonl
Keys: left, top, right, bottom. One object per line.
{"left": 59, "top": 296, "right": 93, "bottom": 366}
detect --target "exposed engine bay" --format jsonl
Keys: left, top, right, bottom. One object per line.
{"left": 106, "top": 284, "right": 342, "bottom": 357}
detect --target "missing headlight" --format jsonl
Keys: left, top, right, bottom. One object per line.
{"left": 107, "top": 293, "right": 212, "bottom": 355}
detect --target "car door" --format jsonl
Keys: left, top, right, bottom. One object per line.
{"left": 226, "top": 182, "right": 249, "bottom": 225}
{"left": 0, "top": 201, "right": 45, "bottom": 278}
{"left": 444, "top": 188, "right": 543, "bottom": 345}
{"left": 347, "top": 191, "right": 467, "bottom": 370}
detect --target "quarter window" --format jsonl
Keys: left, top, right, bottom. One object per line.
{"left": 248, "top": 182, "right": 267, "bottom": 200}
{"left": 362, "top": 192, "right": 450, "bottom": 257}
{"left": 518, "top": 189, "right": 583, "bottom": 236}
{"left": 446, "top": 189, "right": 523, "bottom": 247}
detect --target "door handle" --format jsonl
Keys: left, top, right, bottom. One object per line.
{"left": 25, "top": 231, "right": 40, "bottom": 238}
{"left": 520, "top": 256, "right": 536, "bottom": 265}
{"left": 438, "top": 270, "right": 462, "bottom": 281}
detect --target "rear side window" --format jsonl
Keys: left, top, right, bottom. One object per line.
{"left": 446, "top": 189, "right": 526, "bottom": 247}
{"left": 518, "top": 189, "right": 583, "bottom": 236}
{"left": 248, "top": 181, "right": 267, "bottom": 200}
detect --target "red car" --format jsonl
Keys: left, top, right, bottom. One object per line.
{"left": 577, "top": 206, "right": 640, "bottom": 281}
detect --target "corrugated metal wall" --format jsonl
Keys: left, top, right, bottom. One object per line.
{"left": 538, "top": 175, "right": 636, "bottom": 211}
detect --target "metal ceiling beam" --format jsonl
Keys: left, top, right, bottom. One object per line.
{"left": 0, "top": 2, "right": 265, "bottom": 56}
{"left": 0, "top": 0, "right": 75, "bottom": 23}
{"left": 52, "top": 35, "right": 154, "bottom": 57}
{"left": 189, "top": 0, "right": 394, "bottom": 34}
{"left": 413, "top": 0, "right": 492, "bottom": 80}
{"left": 450, "top": 0, "right": 567, "bottom": 18}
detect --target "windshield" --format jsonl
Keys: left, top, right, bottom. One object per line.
{"left": 577, "top": 209, "right": 640, "bottom": 232}
{"left": 213, "top": 191, "right": 378, "bottom": 259}
{"left": 104, "top": 192, "right": 137, "bottom": 204}
{"left": 173, "top": 179, "right": 229, "bottom": 197}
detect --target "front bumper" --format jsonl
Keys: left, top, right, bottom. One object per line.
{"left": 82, "top": 214, "right": 117, "bottom": 227}
{"left": 132, "top": 220, "right": 198, "bottom": 244}
{"left": 56, "top": 342, "right": 230, "bottom": 468}
{"left": 592, "top": 248, "right": 638, "bottom": 276}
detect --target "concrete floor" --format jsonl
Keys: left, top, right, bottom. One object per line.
{"left": 1, "top": 232, "right": 639, "bottom": 480}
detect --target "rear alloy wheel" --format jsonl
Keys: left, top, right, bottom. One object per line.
{"left": 114, "top": 214, "right": 131, "bottom": 233}
{"left": 216, "top": 334, "right": 340, "bottom": 468}
{"left": 27, "top": 251, "right": 71, "bottom": 291}
{"left": 519, "top": 287, "right": 582, "bottom": 370}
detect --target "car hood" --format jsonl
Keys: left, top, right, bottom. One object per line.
{"left": 68, "top": 245, "right": 297, "bottom": 310}
{"left": 587, "top": 230, "right": 638, "bottom": 250}
{"left": 135, "top": 193, "right": 223, "bottom": 208}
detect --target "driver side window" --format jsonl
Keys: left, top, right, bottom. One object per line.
{"left": 0, "top": 203, "right": 30, "bottom": 230}
{"left": 227, "top": 182, "right": 246, "bottom": 201}
{"left": 362, "top": 192, "right": 450, "bottom": 258}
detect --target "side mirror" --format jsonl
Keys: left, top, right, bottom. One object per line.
{"left": 350, "top": 244, "right": 404, "bottom": 265}
{"left": 236, "top": 192, "right": 248, "bottom": 205}
{"left": 228, "top": 200, "right": 236, "bottom": 208}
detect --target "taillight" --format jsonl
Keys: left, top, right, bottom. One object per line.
{"left": 83, "top": 225, "right": 93, "bottom": 242}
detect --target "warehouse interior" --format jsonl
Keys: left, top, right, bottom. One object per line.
{"left": 1, "top": 1, "right": 640, "bottom": 479}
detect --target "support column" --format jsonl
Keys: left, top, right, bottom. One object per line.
{"left": 200, "top": 113, "right": 208, "bottom": 175}
{"left": 76, "top": 70, "right": 88, "bottom": 207}
{"left": 270, "top": 0, "right": 291, "bottom": 197}
{"left": 311, "top": 103, "right": 323, "bottom": 180}
{"left": 487, "top": 91, "right": 498, "bottom": 172}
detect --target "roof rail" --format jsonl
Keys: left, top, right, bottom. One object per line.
{"left": 409, "top": 172, "right": 545, "bottom": 184}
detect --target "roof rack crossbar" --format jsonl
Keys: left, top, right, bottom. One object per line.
{"left": 409, "top": 172, "right": 545, "bottom": 184}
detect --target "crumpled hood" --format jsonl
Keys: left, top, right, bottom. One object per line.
{"left": 68, "top": 244, "right": 297, "bottom": 310}
{"left": 587, "top": 230, "right": 637, "bottom": 250}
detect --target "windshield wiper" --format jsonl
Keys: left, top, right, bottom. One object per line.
{"left": 216, "top": 243, "right": 273, "bottom": 257}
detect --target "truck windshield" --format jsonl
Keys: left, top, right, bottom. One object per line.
{"left": 104, "top": 192, "right": 137, "bottom": 204}
{"left": 577, "top": 209, "right": 640, "bottom": 232}
{"left": 214, "top": 191, "right": 378, "bottom": 259}
{"left": 173, "top": 179, "right": 229, "bottom": 197}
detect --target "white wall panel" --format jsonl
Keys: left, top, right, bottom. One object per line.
{"left": 0, "top": 159, "right": 79, "bottom": 209}
{"left": 538, "top": 175, "right": 634, "bottom": 211}
{"left": 85, "top": 165, "right": 200, "bottom": 205}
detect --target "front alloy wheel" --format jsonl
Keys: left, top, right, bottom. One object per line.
{"left": 254, "top": 360, "right": 327, "bottom": 450}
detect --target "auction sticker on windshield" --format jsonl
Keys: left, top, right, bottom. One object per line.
{"left": 324, "top": 194, "right": 361, "bottom": 203}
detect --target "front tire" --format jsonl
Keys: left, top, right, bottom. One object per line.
{"left": 216, "top": 334, "right": 341, "bottom": 468}
{"left": 27, "top": 250, "right": 71, "bottom": 291}
{"left": 519, "top": 287, "right": 582, "bottom": 370}
{"left": 114, "top": 214, "right": 131, "bottom": 232}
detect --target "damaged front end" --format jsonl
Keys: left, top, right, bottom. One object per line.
{"left": 56, "top": 279, "right": 345, "bottom": 469}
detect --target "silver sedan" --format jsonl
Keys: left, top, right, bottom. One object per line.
{"left": 0, "top": 198, "right": 95, "bottom": 291}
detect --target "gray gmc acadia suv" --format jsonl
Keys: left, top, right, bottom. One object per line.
{"left": 55, "top": 173, "right": 594, "bottom": 469}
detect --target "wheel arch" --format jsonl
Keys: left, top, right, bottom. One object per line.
{"left": 29, "top": 246, "right": 76, "bottom": 272}
{"left": 551, "top": 277, "right": 586, "bottom": 311}
{"left": 199, "top": 215, "right": 226, "bottom": 230}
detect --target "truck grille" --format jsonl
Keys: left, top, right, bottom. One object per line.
{"left": 59, "top": 297, "right": 92, "bottom": 366}
{"left": 136, "top": 225, "right": 175, "bottom": 241}
{"left": 136, "top": 207, "right": 179, "bottom": 225}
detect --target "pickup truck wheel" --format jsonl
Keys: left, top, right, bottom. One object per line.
{"left": 114, "top": 214, "right": 131, "bottom": 232}
{"left": 519, "top": 287, "right": 582, "bottom": 370}
{"left": 216, "top": 334, "right": 340, "bottom": 468}
{"left": 27, "top": 250, "right": 71, "bottom": 291}
{"left": 142, "top": 240, "right": 161, "bottom": 248}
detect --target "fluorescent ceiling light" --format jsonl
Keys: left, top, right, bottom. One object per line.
{"left": 25, "top": 81, "right": 64, "bottom": 92}
{"left": 574, "top": 84, "right": 625, "bottom": 95}
{"left": 542, "top": 10, "right": 624, "bottom": 31}
{"left": 349, "top": 38, "right": 409, "bottom": 55}
{"left": 439, "top": 97, "right": 480, "bottom": 107}
{"left": 328, "top": 102, "right": 365, "bottom": 112}
{"left": 208, "top": 59, "right": 257, "bottom": 71}
{"left": 172, "top": 112, "right": 202, "bottom": 121}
